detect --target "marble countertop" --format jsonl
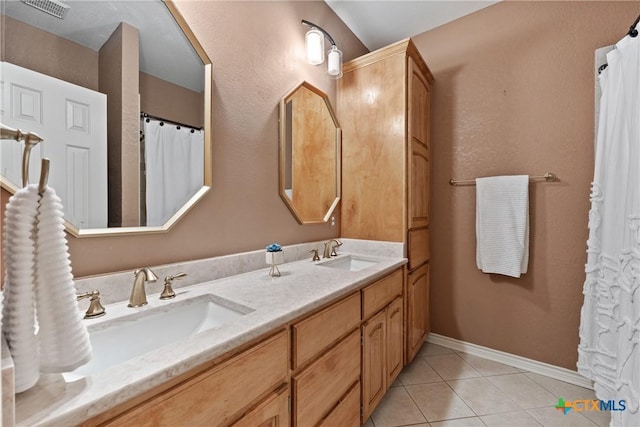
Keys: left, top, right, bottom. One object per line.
{"left": 14, "top": 249, "right": 406, "bottom": 426}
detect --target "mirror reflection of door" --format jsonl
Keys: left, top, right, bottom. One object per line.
{"left": 1, "top": 62, "right": 108, "bottom": 228}
{"left": 280, "top": 82, "right": 341, "bottom": 224}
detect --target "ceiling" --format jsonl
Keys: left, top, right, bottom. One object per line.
{"left": 325, "top": 0, "right": 499, "bottom": 51}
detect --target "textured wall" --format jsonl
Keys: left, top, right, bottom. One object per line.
{"left": 413, "top": 1, "right": 640, "bottom": 370}
{"left": 0, "top": 1, "right": 367, "bottom": 277}
{"left": 3, "top": 16, "right": 99, "bottom": 90}
{"left": 139, "top": 72, "right": 204, "bottom": 128}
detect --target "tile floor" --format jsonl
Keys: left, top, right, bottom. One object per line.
{"left": 362, "top": 342, "right": 610, "bottom": 427}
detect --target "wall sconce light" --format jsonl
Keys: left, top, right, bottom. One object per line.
{"left": 302, "top": 19, "right": 342, "bottom": 79}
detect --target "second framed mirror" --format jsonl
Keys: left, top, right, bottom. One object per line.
{"left": 279, "top": 82, "right": 341, "bottom": 224}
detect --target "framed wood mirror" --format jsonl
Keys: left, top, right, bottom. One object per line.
{"left": 279, "top": 81, "right": 341, "bottom": 224}
{"left": 0, "top": 0, "right": 212, "bottom": 237}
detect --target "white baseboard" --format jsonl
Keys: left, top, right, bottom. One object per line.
{"left": 427, "top": 333, "right": 593, "bottom": 390}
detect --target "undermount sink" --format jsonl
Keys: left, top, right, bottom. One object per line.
{"left": 318, "top": 255, "right": 380, "bottom": 272}
{"left": 63, "top": 294, "right": 253, "bottom": 381}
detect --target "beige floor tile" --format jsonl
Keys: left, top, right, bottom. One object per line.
{"left": 399, "top": 357, "right": 443, "bottom": 385}
{"left": 406, "top": 382, "right": 475, "bottom": 422}
{"left": 447, "top": 378, "right": 518, "bottom": 416}
{"left": 371, "top": 385, "right": 427, "bottom": 427}
{"left": 430, "top": 417, "right": 485, "bottom": 426}
{"left": 527, "top": 406, "right": 598, "bottom": 426}
{"left": 425, "top": 354, "right": 483, "bottom": 381}
{"left": 391, "top": 377, "right": 403, "bottom": 387}
{"left": 369, "top": 347, "right": 608, "bottom": 427}
{"left": 524, "top": 373, "right": 596, "bottom": 401}
{"left": 456, "top": 353, "right": 520, "bottom": 376}
{"left": 419, "top": 342, "right": 456, "bottom": 356}
{"left": 480, "top": 410, "right": 542, "bottom": 426}
{"left": 486, "top": 374, "right": 556, "bottom": 409}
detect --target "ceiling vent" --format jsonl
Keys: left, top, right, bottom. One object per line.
{"left": 21, "top": 0, "right": 70, "bottom": 19}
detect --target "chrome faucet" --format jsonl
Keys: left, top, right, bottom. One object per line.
{"left": 128, "top": 267, "right": 159, "bottom": 307}
{"left": 323, "top": 239, "right": 343, "bottom": 258}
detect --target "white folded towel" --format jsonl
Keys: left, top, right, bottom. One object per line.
{"left": 475, "top": 175, "right": 530, "bottom": 278}
{"left": 2, "top": 185, "right": 41, "bottom": 392}
{"left": 2, "top": 184, "right": 91, "bottom": 392}
{"left": 36, "top": 186, "right": 91, "bottom": 372}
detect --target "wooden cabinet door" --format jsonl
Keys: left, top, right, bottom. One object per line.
{"left": 339, "top": 52, "right": 407, "bottom": 242}
{"left": 406, "top": 263, "right": 430, "bottom": 364}
{"left": 408, "top": 56, "right": 431, "bottom": 231}
{"left": 233, "top": 385, "right": 289, "bottom": 427}
{"left": 362, "top": 309, "right": 387, "bottom": 421}
{"left": 386, "top": 297, "right": 404, "bottom": 385}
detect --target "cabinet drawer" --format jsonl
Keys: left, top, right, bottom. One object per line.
{"left": 106, "top": 331, "right": 288, "bottom": 427}
{"left": 362, "top": 269, "right": 403, "bottom": 319}
{"left": 232, "top": 384, "right": 289, "bottom": 427}
{"left": 293, "top": 329, "right": 361, "bottom": 427}
{"left": 292, "top": 292, "right": 360, "bottom": 369}
{"left": 318, "top": 381, "right": 360, "bottom": 427}
{"left": 408, "top": 227, "right": 429, "bottom": 270}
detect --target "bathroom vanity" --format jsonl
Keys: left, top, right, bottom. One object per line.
{"left": 10, "top": 240, "right": 420, "bottom": 426}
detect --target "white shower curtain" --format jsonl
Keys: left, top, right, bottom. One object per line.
{"left": 578, "top": 26, "right": 640, "bottom": 427}
{"left": 143, "top": 119, "right": 204, "bottom": 226}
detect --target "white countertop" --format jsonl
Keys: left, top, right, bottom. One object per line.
{"left": 14, "top": 251, "right": 406, "bottom": 426}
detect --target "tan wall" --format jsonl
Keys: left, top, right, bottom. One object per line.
{"left": 99, "top": 23, "right": 141, "bottom": 228}
{"left": 413, "top": 1, "right": 640, "bottom": 370}
{"left": 0, "top": 1, "right": 367, "bottom": 277}
{"left": 140, "top": 72, "right": 204, "bottom": 128}
{"left": 3, "top": 16, "right": 99, "bottom": 90}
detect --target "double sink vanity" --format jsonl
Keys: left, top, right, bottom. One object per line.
{"left": 9, "top": 239, "right": 425, "bottom": 426}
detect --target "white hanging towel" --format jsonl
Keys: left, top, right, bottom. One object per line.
{"left": 35, "top": 186, "right": 91, "bottom": 372}
{"left": 2, "top": 184, "right": 91, "bottom": 392}
{"left": 475, "top": 175, "right": 530, "bottom": 278}
{"left": 2, "top": 185, "right": 42, "bottom": 392}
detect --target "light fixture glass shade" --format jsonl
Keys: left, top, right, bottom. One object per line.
{"left": 305, "top": 28, "right": 325, "bottom": 65}
{"left": 327, "top": 45, "right": 342, "bottom": 78}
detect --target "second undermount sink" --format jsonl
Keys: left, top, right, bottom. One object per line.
{"left": 318, "top": 255, "right": 380, "bottom": 272}
{"left": 63, "top": 294, "right": 253, "bottom": 381}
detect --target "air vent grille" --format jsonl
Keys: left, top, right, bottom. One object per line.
{"left": 21, "top": 0, "right": 70, "bottom": 19}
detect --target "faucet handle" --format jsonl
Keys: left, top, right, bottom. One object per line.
{"left": 77, "top": 290, "right": 106, "bottom": 319}
{"left": 330, "top": 239, "right": 342, "bottom": 257}
{"left": 160, "top": 272, "right": 187, "bottom": 300}
{"left": 310, "top": 249, "right": 320, "bottom": 261}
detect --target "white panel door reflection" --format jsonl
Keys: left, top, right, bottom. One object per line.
{"left": 1, "top": 62, "right": 107, "bottom": 228}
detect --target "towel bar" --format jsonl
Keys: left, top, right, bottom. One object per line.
{"left": 449, "top": 172, "right": 557, "bottom": 186}
{"left": 1, "top": 123, "right": 49, "bottom": 192}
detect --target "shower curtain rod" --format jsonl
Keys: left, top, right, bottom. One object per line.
{"left": 140, "top": 112, "right": 202, "bottom": 132}
{"left": 598, "top": 14, "right": 639, "bottom": 75}
{"left": 628, "top": 14, "right": 640, "bottom": 37}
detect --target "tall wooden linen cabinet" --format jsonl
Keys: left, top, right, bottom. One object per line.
{"left": 338, "top": 39, "right": 433, "bottom": 366}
